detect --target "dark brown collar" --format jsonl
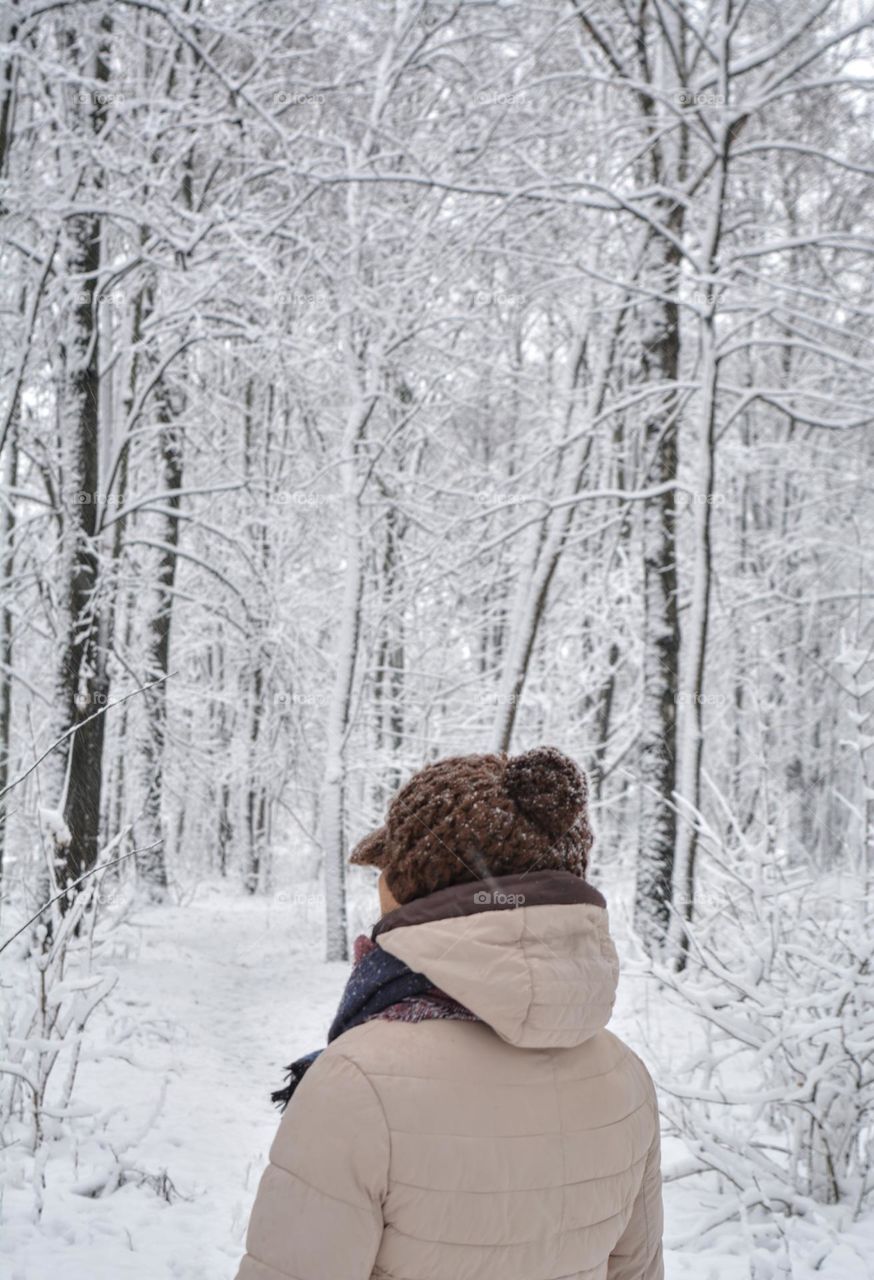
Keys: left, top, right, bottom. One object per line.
{"left": 372, "top": 869, "right": 605, "bottom": 940}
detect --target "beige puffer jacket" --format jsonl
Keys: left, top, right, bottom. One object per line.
{"left": 235, "top": 872, "right": 663, "bottom": 1280}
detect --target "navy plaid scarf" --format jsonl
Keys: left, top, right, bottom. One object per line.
{"left": 271, "top": 934, "right": 477, "bottom": 1110}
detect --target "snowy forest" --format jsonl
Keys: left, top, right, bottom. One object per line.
{"left": 1, "top": 0, "right": 873, "bottom": 1275}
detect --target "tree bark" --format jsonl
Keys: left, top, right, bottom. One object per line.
{"left": 0, "top": 417, "right": 18, "bottom": 886}
{"left": 135, "top": 397, "right": 181, "bottom": 896}
{"left": 53, "top": 18, "right": 112, "bottom": 898}
{"left": 633, "top": 255, "right": 681, "bottom": 951}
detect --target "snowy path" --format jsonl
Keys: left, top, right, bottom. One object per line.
{"left": 3, "top": 885, "right": 351, "bottom": 1279}
{"left": 4, "top": 884, "right": 873, "bottom": 1279}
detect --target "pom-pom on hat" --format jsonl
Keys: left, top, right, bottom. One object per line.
{"left": 349, "top": 745, "right": 594, "bottom": 906}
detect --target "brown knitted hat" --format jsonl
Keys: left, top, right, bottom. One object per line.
{"left": 349, "top": 745, "right": 594, "bottom": 905}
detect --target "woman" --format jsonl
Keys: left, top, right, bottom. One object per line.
{"left": 235, "top": 746, "right": 663, "bottom": 1280}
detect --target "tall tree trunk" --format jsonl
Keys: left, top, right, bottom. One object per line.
{"left": 633, "top": 255, "right": 681, "bottom": 951}
{"left": 239, "top": 379, "right": 270, "bottom": 893}
{"left": 669, "top": 315, "right": 718, "bottom": 961}
{"left": 629, "top": 8, "right": 689, "bottom": 953}
{"left": 244, "top": 665, "right": 266, "bottom": 894}
{"left": 320, "top": 505, "right": 363, "bottom": 960}
{"left": 135, "top": 398, "right": 181, "bottom": 896}
{"left": 217, "top": 780, "right": 232, "bottom": 877}
{"left": 0, "top": 20, "right": 20, "bottom": 893}
{"left": 374, "top": 499, "right": 405, "bottom": 798}
{"left": 52, "top": 18, "right": 112, "bottom": 898}
{"left": 320, "top": 393, "right": 371, "bottom": 961}
{"left": 668, "top": 63, "right": 737, "bottom": 962}
{"left": 0, "top": 417, "right": 18, "bottom": 887}
{"left": 592, "top": 641, "right": 619, "bottom": 802}
{"left": 0, "top": 7, "right": 18, "bottom": 181}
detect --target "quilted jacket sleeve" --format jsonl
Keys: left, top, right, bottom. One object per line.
{"left": 607, "top": 1069, "right": 664, "bottom": 1280}
{"left": 234, "top": 1049, "right": 389, "bottom": 1280}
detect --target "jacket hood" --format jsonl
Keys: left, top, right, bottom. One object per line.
{"left": 373, "top": 870, "right": 619, "bottom": 1049}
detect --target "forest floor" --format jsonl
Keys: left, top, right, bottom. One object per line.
{"left": 2, "top": 881, "right": 873, "bottom": 1279}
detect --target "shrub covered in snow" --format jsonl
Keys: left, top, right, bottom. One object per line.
{"left": 651, "top": 852, "right": 874, "bottom": 1216}
{"left": 0, "top": 879, "right": 117, "bottom": 1215}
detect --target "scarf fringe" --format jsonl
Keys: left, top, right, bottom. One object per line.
{"left": 271, "top": 1050, "right": 321, "bottom": 1111}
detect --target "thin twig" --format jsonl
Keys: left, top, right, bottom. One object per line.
{"left": 0, "top": 843, "right": 161, "bottom": 955}
{"left": 0, "top": 675, "right": 170, "bottom": 801}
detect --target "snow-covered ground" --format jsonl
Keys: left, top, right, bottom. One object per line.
{"left": 2, "top": 882, "right": 873, "bottom": 1279}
